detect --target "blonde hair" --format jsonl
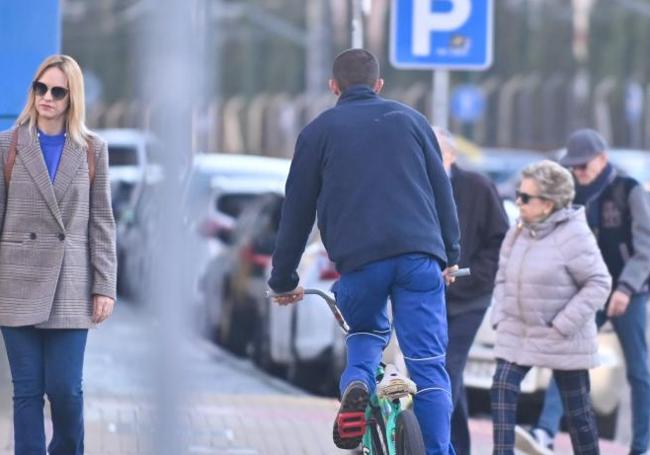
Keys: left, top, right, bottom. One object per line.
{"left": 521, "top": 160, "right": 575, "bottom": 210}
{"left": 16, "top": 54, "right": 91, "bottom": 147}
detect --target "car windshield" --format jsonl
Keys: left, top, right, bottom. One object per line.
{"left": 217, "top": 193, "right": 260, "bottom": 219}
{"left": 108, "top": 145, "right": 139, "bottom": 166}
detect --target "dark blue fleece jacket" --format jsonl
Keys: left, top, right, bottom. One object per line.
{"left": 268, "top": 85, "right": 461, "bottom": 293}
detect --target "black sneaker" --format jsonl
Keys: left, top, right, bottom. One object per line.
{"left": 332, "top": 381, "right": 369, "bottom": 449}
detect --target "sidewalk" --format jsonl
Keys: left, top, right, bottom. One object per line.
{"left": 0, "top": 303, "right": 630, "bottom": 454}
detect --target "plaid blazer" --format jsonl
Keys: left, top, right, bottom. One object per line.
{"left": 0, "top": 125, "right": 116, "bottom": 328}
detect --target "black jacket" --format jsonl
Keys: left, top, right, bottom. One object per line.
{"left": 268, "top": 85, "right": 460, "bottom": 292}
{"left": 446, "top": 164, "right": 508, "bottom": 310}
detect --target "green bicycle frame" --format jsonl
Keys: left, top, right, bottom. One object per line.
{"left": 361, "top": 365, "right": 403, "bottom": 455}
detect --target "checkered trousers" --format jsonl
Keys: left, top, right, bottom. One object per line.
{"left": 490, "top": 358, "right": 599, "bottom": 455}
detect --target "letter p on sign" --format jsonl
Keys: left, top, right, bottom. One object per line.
{"left": 413, "top": 0, "right": 471, "bottom": 56}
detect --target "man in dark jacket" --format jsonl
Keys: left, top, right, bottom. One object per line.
{"left": 268, "top": 49, "right": 460, "bottom": 454}
{"left": 519, "top": 129, "right": 650, "bottom": 455}
{"left": 435, "top": 128, "right": 509, "bottom": 455}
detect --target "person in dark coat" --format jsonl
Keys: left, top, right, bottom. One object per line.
{"left": 435, "top": 127, "right": 509, "bottom": 455}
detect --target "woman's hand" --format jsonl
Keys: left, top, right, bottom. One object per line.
{"left": 92, "top": 295, "right": 115, "bottom": 323}
{"left": 607, "top": 290, "right": 630, "bottom": 317}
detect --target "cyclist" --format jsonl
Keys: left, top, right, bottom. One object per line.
{"left": 268, "top": 48, "right": 460, "bottom": 455}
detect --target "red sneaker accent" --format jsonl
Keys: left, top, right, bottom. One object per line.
{"left": 337, "top": 411, "right": 366, "bottom": 439}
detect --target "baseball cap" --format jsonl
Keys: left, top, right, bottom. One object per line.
{"left": 559, "top": 129, "right": 608, "bottom": 167}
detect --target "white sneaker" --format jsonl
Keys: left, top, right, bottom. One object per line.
{"left": 514, "top": 425, "right": 554, "bottom": 455}
{"left": 376, "top": 364, "right": 417, "bottom": 399}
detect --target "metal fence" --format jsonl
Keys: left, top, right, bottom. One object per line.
{"left": 88, "top": 73, "right": 650, "bottom": 156}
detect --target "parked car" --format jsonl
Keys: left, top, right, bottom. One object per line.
{"left": 201, "top": 191, "right": 285, "bottom": 356}
{"left": 253, "top": 236, "right": 343, "bottom": 393}
{"left": 98, "top": 128, "right": 159, "bottom": 221}
{"left": 115, "top": 174, "right": 163, "bottom": 299}
{"left": 116, "top": 153, "right": 290, "bottom": 301}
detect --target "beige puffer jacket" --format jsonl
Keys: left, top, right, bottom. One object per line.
{"left": 490, "top": 206, "right": 612, "bottom": 370}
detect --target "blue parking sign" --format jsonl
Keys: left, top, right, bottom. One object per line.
{"left": 391, "top": 0, "right": 493, "bottom": 70}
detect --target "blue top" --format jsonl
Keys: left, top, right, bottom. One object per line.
{"left": 268, "top": 85, "right": 461, "bottom": 293}
{"left": 38, "top": 129, "right": 65, "bottom": 181}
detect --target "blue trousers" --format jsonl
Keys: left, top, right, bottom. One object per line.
{"left": 446, "top": 305, "right": 488, "bottom": 455}
{"left": 333, "top": 254, "right": 455, "bottom": 455}
{"left": 1, "top": 326, "right": 88, "bottom": 455}
{"left": 537, "top": 292, "right": 650, "bottom": 453}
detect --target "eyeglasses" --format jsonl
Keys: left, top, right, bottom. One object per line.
{"left": 516, "top": 191, "right": 547, "bottom": 204}
{"left": 32, "top": 81, "right": 69, "bottom": 101}
{"left": 569, "top": 163, "right": 588, "bottom": 171}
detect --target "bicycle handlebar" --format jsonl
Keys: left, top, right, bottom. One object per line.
{"left": 265, "top": 288, "right": 350, "bottom": 334}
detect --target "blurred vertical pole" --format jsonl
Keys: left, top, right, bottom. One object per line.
{"left": 351, "top": 0, "right": 364, "bottom": 48}
{"left": 140, "top": 0, "right": 202, "bottom": 453}
{"left": 306, "top": 0, "right": 328, "bottom": 95}
{"left": 433, "top": 71, "right": 450, "bottom": 129}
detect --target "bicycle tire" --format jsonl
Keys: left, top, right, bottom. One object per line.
{"left": 395, "top": 410, "right": 425, "bottom": 455}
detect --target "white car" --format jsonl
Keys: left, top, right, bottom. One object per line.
{"left": 194, "top": 155, "right": 291, "bottom": 344}
{"left": 255, "top": 237, "right": 344, "bottom": 393}
{"left": 98, "top": 128, "right": 159, "bottom": 221}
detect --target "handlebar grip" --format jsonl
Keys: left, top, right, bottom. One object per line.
{"left": 450, "top": 267, "right": 470, "bottom": 278}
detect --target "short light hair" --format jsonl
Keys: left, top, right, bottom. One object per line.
{"left": 16, "top": 54, "right": 91, "bottom": 147}
{"left": 433, "top": 126, "right": 457, "bottom": 150}
{"left": 521, "top": 160, "right": 575, "bottom": 210}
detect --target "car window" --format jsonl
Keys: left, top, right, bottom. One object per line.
{"left": 217, "top": 193, "right": 260, "bottom": 219}
{"left": 108, "top": 145, "right": 139, "bottom": 166}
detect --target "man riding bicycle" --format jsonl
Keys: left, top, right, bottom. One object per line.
{"left": 268, "top": 49, "right": 460, "bottom": 455}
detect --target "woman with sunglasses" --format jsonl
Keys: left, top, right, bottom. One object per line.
{"left": 489, "top": 160, "right": 611, "bottom": 455}
{"left": 0, "top": 55, "right": 116, "bottom": 454}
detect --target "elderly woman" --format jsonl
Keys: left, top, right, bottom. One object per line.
{"left": 490, "top": 160, "right": 611, "bottom": 455}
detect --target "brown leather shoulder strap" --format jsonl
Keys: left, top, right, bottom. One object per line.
{"left": 4, "top": 128, "right": 18, "bottom": 190}
{"left": 86, "top": 137, "right": 96, "bottom": 185}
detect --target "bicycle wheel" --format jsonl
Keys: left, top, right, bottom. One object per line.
{"left": 394, "top": 410, "right": 425, "bottom": 455}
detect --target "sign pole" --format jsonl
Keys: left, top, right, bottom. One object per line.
{"left": 432, "top": 70, "right": 449, "bottom": 128}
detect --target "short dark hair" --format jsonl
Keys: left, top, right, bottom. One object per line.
{"left": 332, "top": 49, "right": 379, "bottom": 91}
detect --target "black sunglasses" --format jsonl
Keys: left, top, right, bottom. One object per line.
{"left": 32, "top": 81, "right": 69, "bottom": 101}
{"left": 516, "top": 191, "right": 547, "bottom": 205}
{"left": 569, "top": 163, "right": 588, "bottom": 171}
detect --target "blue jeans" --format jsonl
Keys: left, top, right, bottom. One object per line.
{"left": 1, "top": 326, "right": 88, "bottom": 455}
{"left": 446, "top": 305, "right": 488, "bottom": 455}
{"left": 333, "top": 254, "right": 455, "bottom": 455}
{"left": 537, "top": 292, "right": 650, "bottom": 453}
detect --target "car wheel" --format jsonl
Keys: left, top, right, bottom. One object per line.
{"left": 251, "top": 304, "right": 284, "bottom": 376}
{"left": 288, "top": 348, "right": 336, "bottom": 395}
{"left": 219, "top": 298, "right": 255, "bottom": 357}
